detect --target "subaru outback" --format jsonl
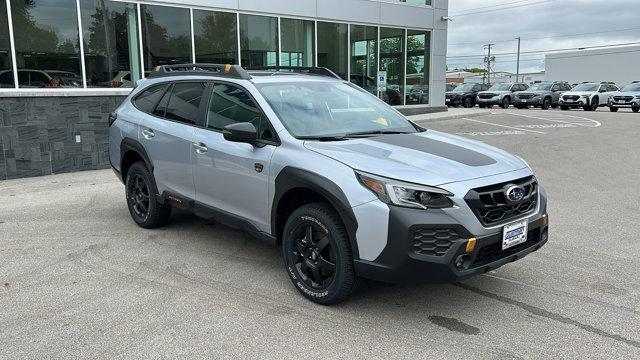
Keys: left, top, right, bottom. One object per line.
{"left": 109, "top": 64, "right": 549, "bottom": 304}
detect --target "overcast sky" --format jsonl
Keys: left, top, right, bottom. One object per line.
{"left": 447, "top": 0, "right": 640, "bottom": 73}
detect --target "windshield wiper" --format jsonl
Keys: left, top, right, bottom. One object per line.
{"left": 297, "top": 135, "right": 349, "bottom": 141}
{"left": 344, "top": 130, "right": 414, "bottom": 137}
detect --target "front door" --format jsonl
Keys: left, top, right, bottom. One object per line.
{"left": 193, "top": 82, "right": 278, "bottom": 232}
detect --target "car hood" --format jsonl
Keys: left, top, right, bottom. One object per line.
{"left": 517, "top": 91, "right": 548, "bottom": 95}
{"left": 304, "top": 131, "right": 528, "bottom": 186}
{"left": 562, "top": 91, "right": 594, "bottom": 96}
{"left": 446, "top": 91, "right": 470, "bottom": 96}
{"left": 478, "top": 90, "right": 511, "bottom": 95}
{"left": 615, "top": 91, "right": 640, "bottom": 97}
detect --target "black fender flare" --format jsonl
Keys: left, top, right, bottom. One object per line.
{"left": 120, "top": 137, "right": 154, "bottom": 179}
{"left": 272, "top": 167, "right": 360, "bottom": 259}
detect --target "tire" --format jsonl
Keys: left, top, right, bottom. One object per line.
{"left": 551, "top": 104, "right": 559, "bottom": 109}
{"left": 541, "top": 97, "right": 552, "bottom": 110}
{"left": 478, "top": 104, "right": 486, "bottom": 108}
{"left": 516, "top": 105, "right": 526, "bottom": 109}
{"left": 609, "top": 106, "right": 619, "bottom": 112}
{"left": 585, "top": 97, "right": 598, "bottom": 111}
{"left": 282, "top": 203, "right": 359, "bottom": 305}
{"left": 463, "top": 97, "right": 473, "bottom": 108}
{"left": 500, "top": 97, "right": 510, "bottom": 109}
{"left": 561, "top": 105, "right": 569, "bottom": 111}
{"left": 125, "top": 162, "right": 172, "bottom": 229}
{"left": 633, "top": 106, "right": 640, "bottom": 113}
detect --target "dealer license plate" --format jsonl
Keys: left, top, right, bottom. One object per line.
{"left": 502, "top": 220, "right": 528, "bottom": 250}
{"left": 522, "top": 100, "right": 527, "bottom": 103}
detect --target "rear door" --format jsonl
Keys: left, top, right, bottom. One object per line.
{"left": 137, "top": 81, "right": 207, "bottom": 199}
{"left": 192, "top": 82, "right": 278, "bottom": 231}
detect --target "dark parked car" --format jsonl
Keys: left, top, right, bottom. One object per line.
{"left": 445, "top": 83, "right": 491, "bottom": 108}
{"left": 513, "top": 82, "right": 572, "bottom": 110}
{"left": 350, "top": 74, "right": 402, "bottom": 105}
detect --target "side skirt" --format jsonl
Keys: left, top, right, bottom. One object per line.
{"left": 158, "top": 191, "right": 277, "bottom": 247}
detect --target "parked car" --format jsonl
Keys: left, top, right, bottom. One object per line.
{"left": 109, "top": 64, "right": 549, "bottom": 304}
{"left": 608, "top": 81, "right": 640, "bottom": 113}
{"left": 407, "top": 85, "right": 429, "bottom": 104}
{"left": 350, "top": 74, "right": 402, "bottom": 105}
{"left": 559, "top": 82, "right": 619, "bottom": 111}
{"left": 0, "top": 69, "right": 81, "bottom": 88}
{"left": 513, "top": 82, "right": 572, "bottom": 110}
{"left": 45, "top": 70, "right": 82, "bottom": 87}
{"left": 445, "top": 83, "right": 490, "bottom": 108}
{"left": 476, "top": 83, "right": 529, "bottom": 109}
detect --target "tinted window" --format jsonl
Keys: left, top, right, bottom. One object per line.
{"left": 207, "top": 83, "right": 275, "bottom": 141}
{"left": 153, "top": 84, "right": 172, "bottom": 118}
{"left": 134, "top": 83, "right": 169, "bottom": 113}
{"left": 164, "top": 82, "right": 207, "bottom": 124}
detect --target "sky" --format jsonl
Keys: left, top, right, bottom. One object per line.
{"left": 446, "top": 0, "right": 640, "bottom": 74}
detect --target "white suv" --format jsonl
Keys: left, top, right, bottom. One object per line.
{"left": 559, "top": 82, "right": 619, "bottom": 111}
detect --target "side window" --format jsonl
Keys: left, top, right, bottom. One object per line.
{"left": 521, "top": 84, "right": 529, "bottom": 90}
{"left": 134, "top": 83, "right": 170, "bottom": 114}
{"left": 551, "top": 84, "right": 560, "bottom": 92}
{"left": 206, "top": 83, "right": 276, "bottom": 142}
{"left": 164, "top": 82, "right": 207, "bottom": 125}
{"left": 609, "top": 84, "right": 619, "bottom": 92}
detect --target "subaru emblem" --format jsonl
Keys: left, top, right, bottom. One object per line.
{"left": 505, "top": 185, "right": 525, "bottom": 202}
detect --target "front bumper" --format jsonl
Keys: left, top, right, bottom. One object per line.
{"left": 445, "top": 97, "right": 461, "bottom": 106}
{"left": 609, "top": 99, "right": 640, "bottom": 108}
{"left": 559, "top": 98, "right": 588, "bottom": 107}
{"left": 476, "top": 97, "right": 501, "bottom": 105}
{"left": 513, "top": 97, "right": 543, "bottom": 106}
{"left": 354, "top": 197, "right": 548, "bottom": 284}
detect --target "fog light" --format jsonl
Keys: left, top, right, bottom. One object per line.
{"left": 455, "top": 254, "right": 472, "bottom": 270}
{"left": 466, "top": 238, "right": 476, "bottom": 253}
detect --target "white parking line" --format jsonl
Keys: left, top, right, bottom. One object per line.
{"left": 503, "top": 112, "right": 602, "bottom": 128}
{"left": 462, "top": 118, "right": 546, "bottom": 134}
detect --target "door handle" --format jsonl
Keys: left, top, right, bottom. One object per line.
{"left": 193, "top": 142, "right": 208, "bottom": 154}
{"left": 142, "top": 128, "right": 155, "bottom": 139}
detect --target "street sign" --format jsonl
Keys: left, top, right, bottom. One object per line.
{"left": 377, "top": 71, "right": 387, "bottom": 92}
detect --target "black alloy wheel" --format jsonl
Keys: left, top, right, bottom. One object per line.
{"left": 541, "top": 97, "right": 551, "bottom": 110}
{"left": 633, "top": 106, "right": 640, "bottom": 113}
{"left": 609, "top": 106, "right": 619, "bottom": 112}
{"left": 463, "top": 97, "right": 473, "bottom": 108}
{"left": 289, "top": 222, "right": 336, "bottom": 290}
{"left": 129, "top": 174, "right": 150, "bottom": 219}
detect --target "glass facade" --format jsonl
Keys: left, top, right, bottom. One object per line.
{"left": 80, "top": 0, "right": 140, "bottom": 88}
{"left": 11, "top": 0, "right": 82, "bottom": 88}
{"left": 317, "top": 22, "right": 348, "bottom": 80}
{"left": 406, "top": 29, "right": 430, "bottom": 104}
{"left": 379, "top": 27, "right": 405, "bottom": 105}
{"left": 0, "top": 2, "right": 432, "bottom": 106}
{"left": 350, "top": 25, "right": 378, "bottom": 95}
{"left": 194, "top": 10, "right": 238, "bottom": 65}
{"left": 280, "top": 18, "right": 314, "bottom": 67}
{"left": 239, "top": 14, "right": 278, "bottom": 68}
{"left": 141, "top": 4, "right": 192, "bottom": 72}
{"left": 0, "top": 6, "right": 13, "bottom": 88}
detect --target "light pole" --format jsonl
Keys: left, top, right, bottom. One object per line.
{"left": 515, "top": 37, "right": 521, "bottom": 82}
{"left": 484, "top": 43, "right": 494, "bottom": 84}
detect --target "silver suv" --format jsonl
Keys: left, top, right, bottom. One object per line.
{"left": 109, "top": 64, "right": 549, "bottom": 304}
{"left": 476, "top": 83, "right": 529, "bottom": 109}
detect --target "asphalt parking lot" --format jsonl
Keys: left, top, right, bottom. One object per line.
{"left": 1, "top": 107, "right": 639, "bottom": 359}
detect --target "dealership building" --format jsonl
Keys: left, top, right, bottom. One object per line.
{"left": 0, "top": 0, "right": 448, "bottom": 180}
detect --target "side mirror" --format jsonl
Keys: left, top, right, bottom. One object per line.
{"left": 223, "top": 122, "right": 258, "bottom": 145}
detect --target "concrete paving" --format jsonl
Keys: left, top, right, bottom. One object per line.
{"left": 1, "top": 107, "right": 639, "bottom": 359}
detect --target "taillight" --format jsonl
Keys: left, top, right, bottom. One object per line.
{"left": 108, "top": 112, "right": 117, "bottom": 127}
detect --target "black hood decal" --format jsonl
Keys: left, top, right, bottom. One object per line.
{"left": 371, "top": 134, "right": 497, "bottom": 167}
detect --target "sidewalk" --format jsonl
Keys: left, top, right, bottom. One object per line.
{"left": 407, "top": 107, "right": 492, "bottom": 123}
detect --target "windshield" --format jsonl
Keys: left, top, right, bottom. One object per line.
{"left": 622, "top": 83, "right": 640, "bottom": 92}
{"left": 571, "top": 83, "right": 599, "bottom": 92}
{"left": 452, "top": 84, "right": 475, "bottom": 92}
{"left": 527, "top": 83, "right": 553, "bottom": 91}
{"left": 488, "top": 83, "right": 512, "bottom": 91}
{"left": 256, "top": 81, "right": 418, "bottom": 138}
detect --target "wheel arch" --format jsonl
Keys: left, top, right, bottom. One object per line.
{"left": 120, "top": 138, "right": 153, "bottom": 182}
{"left": 272, "top": 167, "right": 360, "bottom": 259}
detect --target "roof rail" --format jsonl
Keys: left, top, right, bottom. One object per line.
{"left": 146, "top": 63, "right": 252, "bottom": 80}
{"left": 247, "top": 66, "right": 342, "bottom": 80}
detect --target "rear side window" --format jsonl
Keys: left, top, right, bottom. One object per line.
{"left": 206, "top": 83, "right": 276, "bottom": 142}
{"left": 134, "top": 84, "right": 169, "bottom": 113}
{"left": 164, "top": 82, "right": 207, "bottom": 125}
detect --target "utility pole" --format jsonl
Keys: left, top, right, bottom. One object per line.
{"left": 484, "top": 43, "right": 494, "bottom": 84}
{"left": 515, "top": 37, "right": 521, "bottom": 83}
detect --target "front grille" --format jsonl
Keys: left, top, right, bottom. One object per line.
{"left": 478, "top": 93, "right": 495, "bottom": 99}
{"left": 464, "top": 176, "right": 538, "bottom": 227}
{"left": 613, "top": 96, "right": 633, "bottom": 102}
{"left": 518, "top": 93, "right": 534, "bottom": 99}
{"left": 472, "top": 228, "right": 541, "bottom": 266}
{"left": 411, "top": 228, "right": 460, "bottom": 256}
{"left": 563, "top": 95, "right": 580, "bottom": 101}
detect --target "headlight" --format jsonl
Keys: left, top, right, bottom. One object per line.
{"left": 355, "top": 171, "right": 454, "bottom": 209}
{"left": 634, "top": 95, "right": 640, "bottom": 99}
{"left": 581, "top": 95, "right": 590, "bottom": 99}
